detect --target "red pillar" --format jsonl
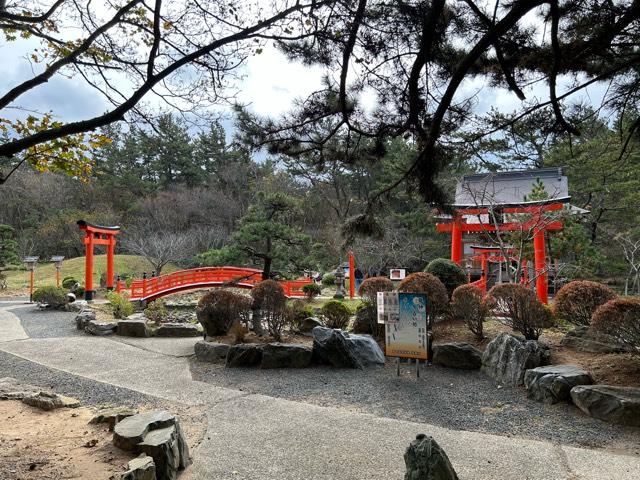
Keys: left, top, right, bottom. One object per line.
{"left": 106, "top": 235, "right": 115, "bottom": 290}
{"left": 84, "top": 233, "right": 94, "bottom": 300}
{"left": 451, "top": 215, "right": 463, "bottom": 264}
{"left": 480, "top": 253, "right": 488, "bottom": 293}
{"left": 533, "top": 225, "right": 548, "bottom": 304}
{"left": 348, "top": 251, "right": 355, "bottom": 299}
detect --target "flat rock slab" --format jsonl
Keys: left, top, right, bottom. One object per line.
{"left": 85, "top": 319, "right": 117, "bottom": 336}
{"left": 404, "top": 434, "right": 459, "bottom": 480}
{"left": 261, "top": 343, "right": 313, "bottom": 369}
{"left": 122, "top": 454, "right": 156, "bottom": 480}
{"left": 22, "top": 391, "right": 80, "bottom": 410}
{"left": 433, "top": 343, "right": 482, "bottom": 370}
{"left": 226, "top": 344, "right": 263, "bottom": 368}
{"left": 118, "top": 319, "right": 149, "bottom": 338}
{"left": 312, "top": 327, "right": 385, "bottom": 368}
{"left": 90, "top": 406, "right": 138, "bottom": 431}
{"left": 571, "top": 385, "right": 640, "bottom": 426}
{"left": 0, "top": 376, "right": 43, "bottom": 400}
{"left": 194, "top": 341, "right": 230, "bottom": 363}
{"left": 114, "top": 410, "right": 177, "bottom": 450}
{"left": 155, "top": 323, "right": 200, "bottom": 337}
{"left": 481, "top": 332, "right": 550, "bottom": 386}
{"left": 524, "top": 365, "right": 593, "bottom": 404}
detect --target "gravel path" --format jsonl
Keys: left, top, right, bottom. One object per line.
{"left": 190, "top": 359, "right": 640, "bottom": 450}
{"left": 0, "top": 350, "right": 155, "bottom": 407}
{"left": 10, "top": 305, "right": 81, "bottom": 338}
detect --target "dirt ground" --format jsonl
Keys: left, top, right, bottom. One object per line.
{"left": 0, "top": 401, "right": 207, "bottom": 480}
{"left": 434, "top": 319, "right": 640, "bottom": 388}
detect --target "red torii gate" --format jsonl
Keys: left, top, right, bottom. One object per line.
{"left": 436, "top": 200, "right": 565, "bottom": 303}
{"left": 77, "top": 220, "right": 120, "bottom": 300}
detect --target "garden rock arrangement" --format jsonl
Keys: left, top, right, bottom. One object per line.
{"left": 560, "top": 326, "right": 632, "bottom": 354}
{"left": 0, "top": 377, "right": 80, "bottom": 410}
{"left": 312, "top": 326, "right": 385, "bottom": 368}
{"left": 481, "top": 333, "right": 550, "bottom": 386}
{"left": 155, "top": 322, "right": 200, "bottom": 337}
{"left": 570, "top": 385, "right": 640, "bottom": 427}
{"left": 524, "top": 365, "right": 593, "bottom": 404}
{"left": 113, "top": 410, "right": 190, "bottom": 480}
{"left": 85, "top": 319, "right": 118, "bottom": 336}
{"left": 432, "top": 342, "right": 482, "bottom": 370}
{"left": 75, "top": 309, "right": 96, "bottom": 330}
{"left": 404, "top": 434, "right": 459, "bottom": 480}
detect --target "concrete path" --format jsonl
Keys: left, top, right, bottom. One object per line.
{"left": 1, "top": 306, "right": 639, "bottom": 479}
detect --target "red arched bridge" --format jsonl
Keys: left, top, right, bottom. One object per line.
{"left": 115, "top": 266, "right": 312, "bottom": 302}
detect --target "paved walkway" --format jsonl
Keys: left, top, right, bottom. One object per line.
{"left": 1, "top": 306, "right": 639, "bottom": 479}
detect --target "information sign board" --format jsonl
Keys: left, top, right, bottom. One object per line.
{"left": 382, "top": 292, "right": 428, "bottom": 360}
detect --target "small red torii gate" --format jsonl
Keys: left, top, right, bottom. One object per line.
{"left": 77, "top": 220, "right": 120, "bottom": 300}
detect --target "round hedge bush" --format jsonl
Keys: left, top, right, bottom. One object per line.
{"left": 320, "top": 300, "right": 351, "bottom": 329}
{"left": 302, "top": 282, "right": 322, "bottom": 299}
{"left": 425, "top": 258, "right": 466, "bottom": 297}
{"left": 591, "top": 297, "right": 640, "bottom": 353}
{"left": 321, "top": 273, "right": 336, "bottom": 286}
{"left": 196, "top": 289, "right": 252, "bottom": 336}
{"left": 32, "top": 286, "right": 67, "bottom": 309}
{"left": 397, "top": 272, "right": 448, "bottom": 322}
{"left": 358, "top": 276, "right": 393, "bottom": 304}
{"left": 553, "top": 280, "right": 617, "bottom": 326}
{"left": 450, "top": 284, "right": 488, "bottom": 339}
{"left": 251, "top": 280, "right": 287, "bottom": 311}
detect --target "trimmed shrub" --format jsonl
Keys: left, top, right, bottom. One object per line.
{"left": 196, "top": 289, "right": 252, "bottom": 336}
{"left": 352, "top": 303, "right": 383, "bottom": 337}
{"left": 289, "top": 299, "right": 315, "bottom": 330}
{"left": 553, "top": 280, "right": 617, "bottom": 326}
{"left": 145, "top": 299, "right": 168, "bottom": 323}
{"left": 61, "top": 276, "right": 78, "bottom": 290}
{"left": 321, "top": 300, "right": 351, "bottom": 329}
{"left": 32, "top": 286, "right": 67, "bottom": 309}
{"left": 302, "top": 282, "right": 322, "bottom": 299}
{"left": 486, "top": 283, "right": 553, "bottom": 340}
{"left": 450, "top": 284, "right": 488, "bottom": 340}
{"left": 106, "top": 291, "right": 134, "bottom": 319}
{"left": 251, "top": 280, "right": 289, "bottom": 341}
{"left": 397, "top": 272, "right": 449, "bottom": 323}
{"left": 591, "top": 297, "right": 640, "bottom": 353}
{"left": 425, "top": 258, "right": 467, "bottom": 297}
{"left": 321, "top": 273, "right": 336, "bottom": 286}
{"left": 358, "top": 276, "right": 393, "bottom": 304}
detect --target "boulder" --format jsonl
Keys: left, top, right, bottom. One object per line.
{"left": 432, "top": 343, "right": 482, "bottom": 370}
{"left": 90, "top": 406, "right": 138, "bottom": 431}
{"left": 66, "top": 299, "right": 88, "bottom": 312}
{"left": 560, "top": 326, "right": 633, "bottom": 354}
{"left": 194, "top": 341, "right": 230, "bottom": 363}
{"left": 113, "top": 410, "right": 190, "bottom": 480}
{"left": 404, "top": 434, "right": 459, "bottom": 480}
{"left": 226, "top": 344, "right": 263, "bottom": 368}
{"left": 570, "top": 385, "right": 640, "bottom": 426}
{"left": 0, "top": 377, "right": 43, "bottom": 400}
{"left": 22, "top": 391, "right": 80, "bottom": 410}
{"left": 481, "top": 332, "right": 550, "bottom": 386}
{"left": 261, "top": 343, "right": 313, "bottom": 369}
{"left": 524, "top": 365, "right": 593, "bottom": 404}
{"left": 155, "top": 322, "right": 200, "bottom": 337}
{"left": 312, "top": 327, "right": 385, "bottom": 368}
{"left": 85, "top": 319, "right": 117, "bottom": 336}
{"left": 118, "top": 319, "right": 149, "bottom": 338}
{"left": 75, "top": 310, "right": 96, "bottom": 330}
{"left": 121, "top": 454, "right": 156, "bottom": 480}
{"left": 300, "top": 317, "right": 323, "bottom": 333}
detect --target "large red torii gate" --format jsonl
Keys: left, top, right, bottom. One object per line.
{"left": 77, "top": 220, "right": 120, "bottom": 300}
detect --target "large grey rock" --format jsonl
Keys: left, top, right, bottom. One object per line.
{"left": 113, "top": 410, "right": 190, "bottom": 480}
{"left": 194, "top": 341, "right": 230, "bottom": 363}
{"left": 85, "top": 319, "right": 117, "bottom": 336}
{"left": 300, "top": 317, "right": 323, "bottom": 333}
{"left": 226, "top": 344, "right": 263, "bottom": 368}
{"left": 433, "top": 343, "right": 482, "bottom": 370}
{"left": 75, "top": 310, "right": 96, "bottom": 330}
{"left": 90, "top": 406, "right": 138, "bottom": 431}
{"left": 560, "top": 326, "right": 633, "bottom": 354}
{"left": 524, "top": 365, "right": 593, "bottom": 404}
{"left": 404, "top": 434, "right": 459, "bottom": 480}
{"left": 0, "top": 377, "right": 42, "bottom": 400}
{"left": 121, "top": 454, "right": 156, "bottom": 480}
{"left": 155, "top": 322, "right": 200, "bottom": 337}
{"left": 481, "top": 333, "right": 550, "bottom": 386}
{"left": 261, "top": 343, "right": 313, "bottom": 369}
{"left": 570, "top": 385, "right": 640, "bottom": 426}
{"left": 22, "top": 391, "right": 80, "bottom": 410}
{"left": 312, "top": 327, "right": 385, "bottom": 368}
{"left": 66, "top": 299, "right": 88, "bottom": 312}
{"left": 118, "top": 319, "right": 149, "bottom": 337}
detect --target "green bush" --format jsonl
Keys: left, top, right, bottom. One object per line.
{"left": 32, "top": 286, "right": 67, "bottom": 309}
{"left": 61, "top": 276, "right": 78, "bottom": 290}
{"left": 553, "top": 280, "right": 617, "bottom": 326}
{"left": 145, "top": 299, "right": 168, "bottom": 323}
{"left": 321, "top": 273, "right": 335, "bottom": 286}
{"left": 358, "top": 276, "right": 393, "bottom": 304}
{"left": 397, "top": 272, "right": 449, "bottom": 323}
{"left": 106, "top": 291, "right": 134, "bottom": 319}
{"left": 450, "top": 284, "right": 488, "bottom": 339}
{"left": 289, "top": 299, "right": 315, "bottom": 329}
{"left": 302, "top": 283, "right": 322, "bottom": 299}
{"left": 196, "top": 289, "right": 252, "bottom": 336}
{"left": 425, "top": 258, "right": 467, "bottom": 297}
{"left": 591, "top": 297, "right": 640, "bottom": 353}
{"left": 321, "top": 300, "right": 351, "bottom": 329}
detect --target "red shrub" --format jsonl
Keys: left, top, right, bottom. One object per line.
{"left": 397, "top": 272, "right": 448, "bottom": 323}
{"left": 358, "top": 276, "right": 393, "bottom": 304}
{"left": 554, "top": 280, "right": 617, "bottom": 326}
{"left": 591, "top": 297, "right": 640, "bottom": 353}
{"left": 450, "top": 284, "right": 488, "bottom": 339}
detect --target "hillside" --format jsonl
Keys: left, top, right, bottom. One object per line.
{"left": 2, "top": 255, "right": 178, "bottom": 295}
